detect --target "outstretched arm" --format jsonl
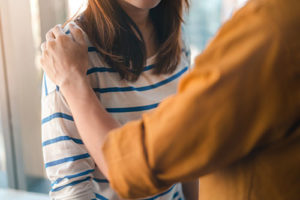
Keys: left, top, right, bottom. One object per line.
{"left": 41, "top": 4, "right": 296, "bottom": 199}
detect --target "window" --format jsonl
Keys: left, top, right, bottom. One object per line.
{"left": 0, "top": 0, "right": 79, "bottom": 194}
{"left": 185, "top": 0, "right": 248, "bottom": 64}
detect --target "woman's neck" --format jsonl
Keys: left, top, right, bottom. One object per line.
{"left": 118, "top": 0, "right": 158, "bottom": 58}
{"left": 118, "top": 1, "right": 150, "bottom": 28}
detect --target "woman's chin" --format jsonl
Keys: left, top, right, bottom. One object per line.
{"left": 123, "top": 0, "right": 161, "bottom": 10}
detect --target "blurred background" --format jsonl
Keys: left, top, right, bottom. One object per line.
{"left": 0, "top": 0, "right": 247, "bottom": 198}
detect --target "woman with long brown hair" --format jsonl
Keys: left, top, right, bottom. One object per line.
{"left": 41, "top": 0, "right": 197, "bottom": 199}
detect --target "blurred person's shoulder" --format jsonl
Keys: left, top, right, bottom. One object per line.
{"left": 253, "top": 0, "right": 300, "bottom": 67}
{"left": 238, "top": 0, "right": 299, "bottom": 35}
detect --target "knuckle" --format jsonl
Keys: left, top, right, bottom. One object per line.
{"left": 56, "top": 34, "right": 67, "bottom": 42}
{"left": 47, "top": 40, "right": 55, "bottom": 48}
{"left": 43, "top": 49, "right": 49, "bottom": 56}
{"left": 46, "top": 29, "right": 52, "bottom": 35}
{"left": 49, "top": 27, "right": 55, "bottom": 34}
{"left": 46, "top": 31, "right": 52, "bottom": 38}
{"left": 54, "top": 24, "right": 60, "bottom": 30}
{"left": 56, "top": 34, "right": 63, "bottom": 40}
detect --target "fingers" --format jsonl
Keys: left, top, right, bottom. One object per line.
{"left": 69, "top": 23, "right": 85, "bottom": 45}
{"left": 41, "top": 42, "right": 46, "bottom": 51}
{"left": 44, "top": 24, "right": 85, "bottom": 47}
{"left": 40, "top": 47, "right": 48, "bottom": 68}
{"left": 52, "top": 24, "right": 64, "bottom": 39}
{"left": 46, "top": 30, "right": 55, "bottom": 41}
{"left": 40, "top": 55, "right": 45, "bottom": 67}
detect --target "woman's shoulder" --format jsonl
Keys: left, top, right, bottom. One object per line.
{"left": 42, "top": 22, "right": 106, "bottom": 96}
{"left": 64, "top": 21, "right": 107, "bottom": 66}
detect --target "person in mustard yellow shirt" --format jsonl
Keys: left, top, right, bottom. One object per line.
{"left": 40, "top": 0, "right": 300, "bottom": 199}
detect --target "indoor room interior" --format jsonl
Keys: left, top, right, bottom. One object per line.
{"left": 0, "top": 0, "right": 247, "bottom": 199}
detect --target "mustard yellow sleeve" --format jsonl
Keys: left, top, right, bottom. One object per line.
{"left": 103, "top": 1, "right": 299, "bottom": 199}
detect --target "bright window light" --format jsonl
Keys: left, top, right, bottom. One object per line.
{"left": 67, "top": 0, "right": 87, "bottom": 18}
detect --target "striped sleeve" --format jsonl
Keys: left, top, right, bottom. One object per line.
{"left": 42, "top": 74, "right": 97, "bottom": 200}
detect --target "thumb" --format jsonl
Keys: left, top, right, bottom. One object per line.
{"left": 69, "top": 23, "right": 85, "bottom": 45}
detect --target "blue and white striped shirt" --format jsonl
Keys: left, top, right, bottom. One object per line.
{"left": 41, "top": 23, "right": 190, "bottom": 200}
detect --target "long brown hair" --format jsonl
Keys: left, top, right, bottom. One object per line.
{"left": 75, "top": 0, "right": 189, "bottom": 81}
